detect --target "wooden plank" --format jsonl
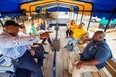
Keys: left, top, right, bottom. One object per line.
{"left": 107, "top": 59, "right": 116, "bottom": 70}
{"left": 102, "top": 67, "right": 112, "bottom": 77}
{"left": 43, "top": 45, "right": 54, "bottom": 77}
{"left": 43, "top": 26, "right": 55, "bottom": 77}
{"left": 83, "top": 72, "right": 93, "bottom": 77}
{"left": 61, "top": 27, "right": 71, "bottom": 77}
{"left": 91, "top": 72, "right": 100, "bottom": 77}
{"left": 105, "top": 61, "right": 116, "bottom": 77}
{"left": 98, "top": 70, "right": 108, "bottom": 77}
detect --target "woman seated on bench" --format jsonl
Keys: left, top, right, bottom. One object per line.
{"left": 67, "top": 31, "right": 112, "bottom": 77}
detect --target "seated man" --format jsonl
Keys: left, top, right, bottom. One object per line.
{"left": 64, "top": 22, "right": 88, "bottom": 52}
{"left": 0, "top": 20, "right": 44, "bottom": 77}
{"left": 68, "top": 31, "right": 112, "bottom": 77}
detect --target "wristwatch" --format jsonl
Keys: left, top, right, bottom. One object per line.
{"left": 29, "top": 36, "right": 34, "bottom": 41}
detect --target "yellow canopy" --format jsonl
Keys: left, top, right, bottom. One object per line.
{"left": 21, "top": 0, "right": 92, "bottom": 15}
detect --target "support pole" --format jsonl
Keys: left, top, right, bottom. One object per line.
{"left": 104, "top": 7, "right": 116, "bottom": 32}
{"left": 0, "top": 20, "right": 4, "bottom": 27}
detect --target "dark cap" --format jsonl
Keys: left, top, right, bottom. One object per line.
{"left": 3, "top": 20, "right": 21, "bottom": 28}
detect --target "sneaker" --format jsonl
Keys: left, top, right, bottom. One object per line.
{"left": 42, "top": 42, "right": 47, "bottom": 45}
{"left": 64, "top": 46, "right": 68, "bottom": 48}
{"left": 44, "top": 52, "right": 49, "bottom": 54}
{"left": 67, "top": 47, "right": 72, "bottom": 51}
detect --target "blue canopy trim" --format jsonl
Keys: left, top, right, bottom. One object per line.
{"left": 36, "top": 4, "right": 78, "bottom": 13}
{"left": 46, "top": 7, "right": 70, "bottom": 12}
{"left": 0, "top": 0, "right": 37, "bottom": 18}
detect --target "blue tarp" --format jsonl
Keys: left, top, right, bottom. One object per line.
{"left": 0, "top": 0, "right": 116, "bottom": 19}
{"left": 79, "top": 0, "right": 116, "bottom": 19}
{"left": 0, "top": 0, "right": 36, "bottom": 18}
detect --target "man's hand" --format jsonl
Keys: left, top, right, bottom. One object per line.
{"left": 29, "top": 49, "right": 35, "bottom": 56}
{"left": 76, "top": 62, "right": 84, "bottom": 69}
{"left": 33, "top": 44, "right": 39, "bottom": 47}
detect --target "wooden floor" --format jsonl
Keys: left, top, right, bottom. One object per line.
{"left": 42, "top": 26, "right": 71, "bottom": 77}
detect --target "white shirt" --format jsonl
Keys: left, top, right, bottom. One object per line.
{"left": 18, "top": 31, "right": 29, "bottom": 37}
{"left": 0, "top": 31, "right": 39, "bottom": 62}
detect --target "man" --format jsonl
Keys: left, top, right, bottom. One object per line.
{"left": 28, "top": 18, "right": 52, "bottom": 45}
{"left": 0, "top": 20, "right": 43, "bottom": 77}
{"left": 64, "top": 22, "right": 88, "bottom": 52}
{"left": 68, "top": 31, "right": 112, "bottom": 77}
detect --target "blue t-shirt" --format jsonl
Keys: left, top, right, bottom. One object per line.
{"left": 40, "top": 24, "right": 45, "bottom": 30}
{"left": 80, "top": 39, "right": 112, "bottom": 70}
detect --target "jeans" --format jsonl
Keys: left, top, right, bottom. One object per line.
{"left": 12, "top": 51, "right": 43, "bottom": 77}
{"left": 66, "top": 38, "right": 80, "bottom": 52}
{"left": 32, "top": 43, "right": 45, "bottom": 67}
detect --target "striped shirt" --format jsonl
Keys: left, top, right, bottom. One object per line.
{"left": 0, "top": 31, "right": 39, "bottom": 62}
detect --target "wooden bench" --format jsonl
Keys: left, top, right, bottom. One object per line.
{"left": 77, "top": 44, "right": 116, "bottom": 77}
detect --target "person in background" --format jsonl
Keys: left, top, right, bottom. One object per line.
{"left": 65, "top": 19, "right": 73, "bottom": 38}
{"left": 35, "top": 18, "right": 52, "bottom": 45}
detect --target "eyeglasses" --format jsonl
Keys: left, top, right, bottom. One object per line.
{"left": 20, "top": 26, "right": 25, "bottom": 28}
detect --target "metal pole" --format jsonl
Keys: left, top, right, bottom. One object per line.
{"left": 73, "top": 13, "right": 75, "bottom": 20}
{"left": 52, "top": 49, "right": 56, "bottom": 77}
{"left": 87, "top": 12, "right": 93, "bottom": 31}
{"left": 0, "top": 20, "right": 4, "bottom": 27}
{"left": 76, "top": 13, "right": 78, "bottom": 23}
{"left": 69, "top": 12, "right": 70, "bottom": 18}
{"left": 104, "top": 7, "right": 116, "bottom": 32}
{"left": 80, "top": 8, "right": 84, "bottom": 23}
{"left": 52, "top": 3, "right": 59, "bottom": 77}
{"left": 87, "top": 5, "right": 94, "bottom": 31}
{"left": 70, "top": 12, "right": 72, "bottom": 19}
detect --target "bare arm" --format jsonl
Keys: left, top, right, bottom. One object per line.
{"left": 76, "top": 59, "right": 100, "bottom": 69}
{"left": 0, "top": 36, "right": 39, "bottom": 48}
{"left": 82, "top": 59, "right": 100, "bottom": 66}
